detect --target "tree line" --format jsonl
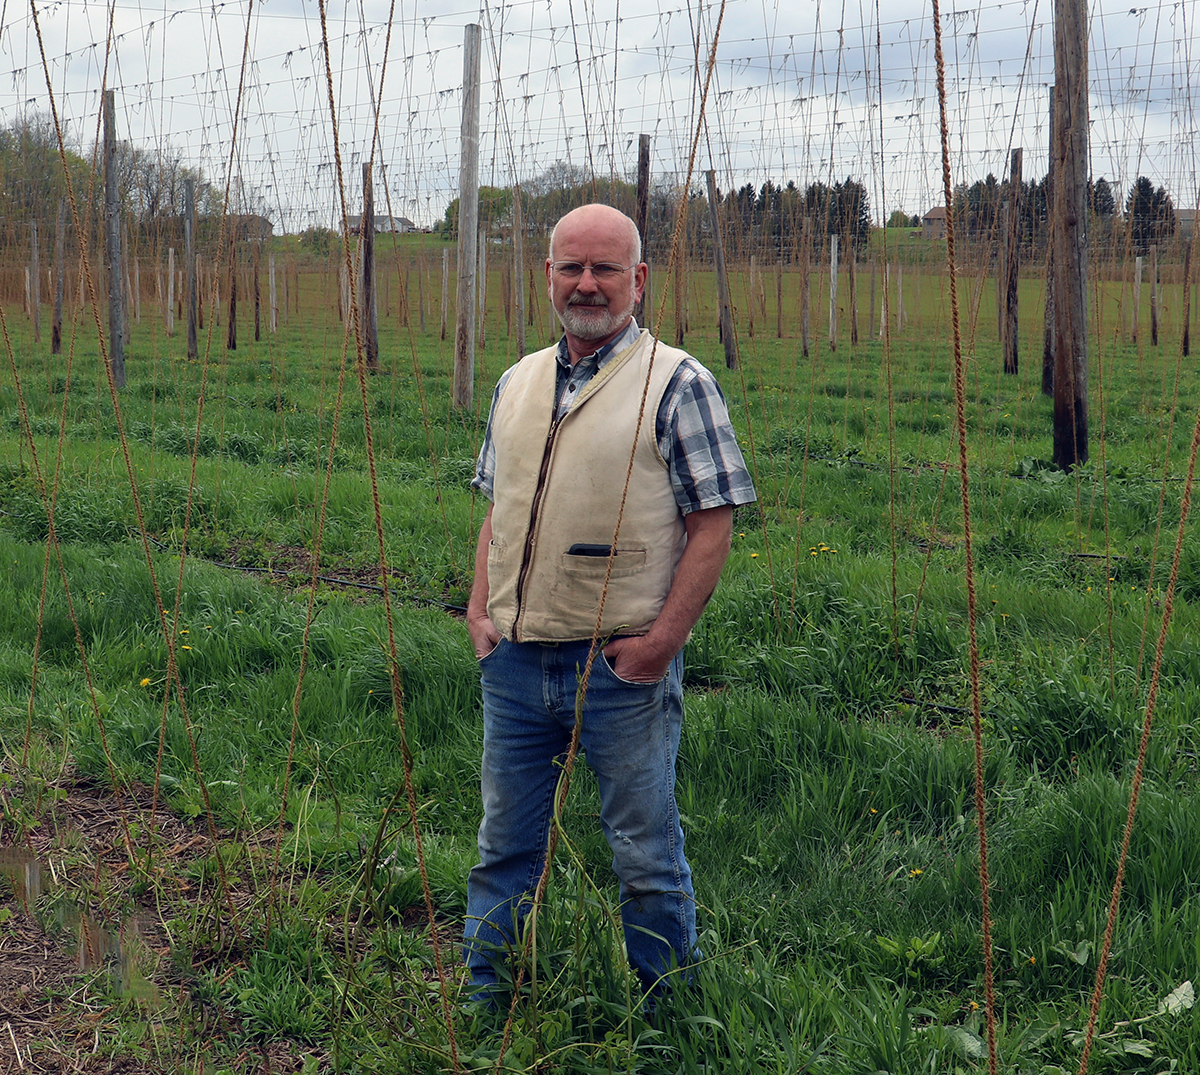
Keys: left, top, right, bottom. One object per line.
{"left": 436, "top": 165, "right": 873, "bottom": 264}
{"left": 943, "top": 172, "right": 1182, "bottom": 256}
{"left": 0, "top": 114, "right": 260, "bottom": 260}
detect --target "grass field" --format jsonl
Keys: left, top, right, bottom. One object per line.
{"left": 2, "top": 243, "right": 1200, "bottom": 1073}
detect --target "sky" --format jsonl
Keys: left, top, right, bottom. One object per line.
{"left": 1, "top": 0, "right": 1196, "bottom": 230}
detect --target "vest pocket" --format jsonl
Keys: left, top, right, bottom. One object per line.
{"left": 561, "top": 547, "right": 647, "bottom": 578}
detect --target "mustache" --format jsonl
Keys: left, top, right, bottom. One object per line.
{"left": 567, "top": 294, "right": 608, "bottom": 307}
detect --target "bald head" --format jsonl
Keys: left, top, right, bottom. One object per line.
{"left": 549, "top": 204, "right": 641, "bottom": 265}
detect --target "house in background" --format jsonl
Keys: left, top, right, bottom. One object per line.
{"left": 347, "top": 214, "right": 416, "bottom": 235}
{"left": 1178, "top": 208, "right": 1197, "bottom": 241}
{"left": 922, "top": 206, "right": 947, "bottom": 240}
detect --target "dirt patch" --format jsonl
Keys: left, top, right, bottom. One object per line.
{"left": 0, "top": 780, "right": 323, "bottom": 1074}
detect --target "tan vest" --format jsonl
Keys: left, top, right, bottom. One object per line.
{"left": 487, "top": 330, "right": 689, "bottom": 642}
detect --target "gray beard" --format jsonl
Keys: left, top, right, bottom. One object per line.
{"left": 556, "top": 295, "right": 634, "bottom": 340}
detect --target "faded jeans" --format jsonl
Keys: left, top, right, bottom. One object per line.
{"left": 463, "top": 638, "right": 697, "bottom": 997}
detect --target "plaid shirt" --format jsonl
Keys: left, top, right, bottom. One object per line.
{"left": 472, "top": 321, "right": 757, "bottom": 515}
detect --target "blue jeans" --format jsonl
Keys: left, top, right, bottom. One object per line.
{"left": 463, "top": 638, "right": 697, "bottom": 996}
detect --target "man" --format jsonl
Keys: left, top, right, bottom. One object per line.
{"left": 464, "top": 203, "right": 755, "bottom": 1000}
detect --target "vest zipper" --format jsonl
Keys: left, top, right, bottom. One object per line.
{"left": 512, "top": 414, "right": 564, "bottom": 639}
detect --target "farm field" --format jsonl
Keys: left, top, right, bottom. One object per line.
{"left": 3, "top": 245, "right": 1200, "bottom": 1074}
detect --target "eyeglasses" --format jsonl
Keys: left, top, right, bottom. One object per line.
{"left": 550, "top": 261, "right": 636, "bottom": 280}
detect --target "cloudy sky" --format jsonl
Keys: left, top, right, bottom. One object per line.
{"left": 2, "top": 0, "right": 1195, "bottom": 229}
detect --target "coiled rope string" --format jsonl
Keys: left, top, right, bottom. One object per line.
{"left": 930, "top": 2, "right": 997, "bottom": 1073}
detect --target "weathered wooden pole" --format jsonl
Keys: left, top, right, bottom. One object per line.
{"left": 166, "top": 248, "right": 176, "bottom": 336}
{"left": 269, "top": 253, "right": 278, "bottom": 333}
{"left": 361, "top": 163, "right": 379, "bottom": 368}
{"left": 103, "top": 89, "right": 125, "bottom": 388}
{"left": 30, "top": 222, "right": 41, "bottom": 343}
{"left": 1042, "top": 90, "right": 1056, "bottom": 395}
{"left": 453, "top": 22, "right": 482, "bottom": 408}
{"left": 1131, "top": 255, "right": 1142, "bottom": 346}
{"left": 747, "top": 254, "right": 757, "bottom": 338}
{"left": 674, "top": 195, "right": 687, "bottom": 346}
{"left": 253, "top": 240, "right": 262, "bottom": 342}
{"left": 418, "top": 255, "right": 427, "bottom": 333}
{"left": 847, "top": 243, "right": 859, "bottom": 346}
{"left": 828, "top": 234, "right": 839, "bottom": 352}
{"left": 1000, "top": 147, "right": 1022, "bottom": 374}
{"left": 226, "top": 234, "right": 238, "bottom": 350}
{"left": 1150, "top": 245, "right": 1159, "bottom": 346}
{"left": 513, "top": 188, "right": 526, "bottom": 355}
{"left": 869, "top": 257, "right": 877, "bottom": 337}
{"left": 1051, "top": 0, "right": 1089, "bottom": 470}
{"left": 184, "top": 179, "right": 198, "bottom": 358}
{"left": 634, "top": 133, "right": 650, "bottom": 325}
{"left": 52, "top": 199, "right": 65, "bottom": 354}
{"left": 441, "top": 247, "right": 449, "bottom": 341}
{"left": 1184, "top": 244, "right": 1193, "bottom": 358}
{"left": 478, "top": 239, "right": 488, "bottom": 350}
{"left": 799, "top": 217, "right": 811, "bottom": 358}
{"left": 776, "top": 258, "right": 783, "bottom": 338}
{"left": 705, "top": 170, "right": 736, "bottom": 369}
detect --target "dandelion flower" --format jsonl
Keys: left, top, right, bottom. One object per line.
{"left": 140, "top": 677, "right": 151, "bottom": 687}
{"left": 909, "top": 868, "right": 923, "bottom": 878}
{"left": 181, "top": 645, "right": 192, "bottom": 651}
{"left": 751, "top": 553, "right": 759, "bottom": 559}
{"left": 869, "top": 807, "right": 877, "bottom": 814}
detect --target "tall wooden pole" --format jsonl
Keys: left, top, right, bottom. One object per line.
{"left": 674, "top": 194, "right": 686, "bottom": 346}
{"left": 1042, "top": 90, "right": 1056, "bottom": 396}
{"left": 1051, "top": 0, "right": 1089, "bottom": 470}
{"left": 226, "top": 235, "right": 238, "bottom": 350}
{"left": 166, "top": 248, "right": 176, "bottom": 336}
{"left": 705, "top": 170, "right": 736, "bottom": 369}
{"left": 185, "top": 178, "right": 198, "bottom": 359}
{"left": 30, "top": 222, "right": 41, "bottom": 344}
{"left": 828, "top": 234, "right": 839, "bottom": 352}
{"left": 453, "top": 22, "right": 482, "bottom": 409}
{"left": 103, "top": 90, "right": 125, "bottom": 388}
{"left": 799, "top": 217, "right": 811, "bottom": 358}
{"left": 513, "top": 188, "right": 526, "bottom": 356}
{"left": 776, "top": 258, "right": 783, "bottom": 338}
{"left": 361, "top": 163, "right": 379, "bottom": 369}
{"left": 634, "top": 133, "right": 651, "bottom": 325}
{"left": 52, "top": 199, "right": 65, "bottom": 354}
{"left": 1150, "top": 245, "right": 1159, "bottom": 346}
{"left": 269, "top": 253, "right": 278, "bottom": 333}
{"left": 847, "top": 243, "right": 858, "bottom": 346}
{"left": 441, "top": 247, "right": 449, "bottom": 342}
{"left": 253, "top": 241, "right": 262, "bottom": 342}
{"left": 1000, "top": 147, "right": 1022, "bottom": 374}
{"left": 1131, "top": 256, "right": 1142, "bottom": 346}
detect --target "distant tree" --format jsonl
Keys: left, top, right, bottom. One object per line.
{"left": 1090, "top": 177, "right": 1115, "bottom": 218}
{"left": 887, "top": 209, "right": 912, "bottom": 229}
{"left": 440, "top": 185, "right": 514, "bottom": 239}
{"left": 910, "top": 213, "right": 920, "bottom": 227}
{"left": 299, "top": 226, "right": 336, "bottom": 256}
{"left": 1125, "top": 176, "right": 1175, "bottom": 251}
{"left": 0, "top": 115, "right": 94, "bottom": 254}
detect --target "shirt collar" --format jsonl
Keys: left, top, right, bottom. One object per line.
{"left": 555, "top": 319, "right": 642, "bottom": 370}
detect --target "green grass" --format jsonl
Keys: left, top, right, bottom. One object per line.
{"left": 3, "top": 253, "right": 1200, "bottom": 1072}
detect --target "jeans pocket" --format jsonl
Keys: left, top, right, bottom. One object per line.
{"left": 477, "top": 637, "right": 505, "bottom": 664}
{"left": 600, "top": 650, "right": 666, "bottom": 687}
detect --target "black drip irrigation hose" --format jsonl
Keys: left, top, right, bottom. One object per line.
{"left": 142, "top": 534, "right": 468, "bottom": 613}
